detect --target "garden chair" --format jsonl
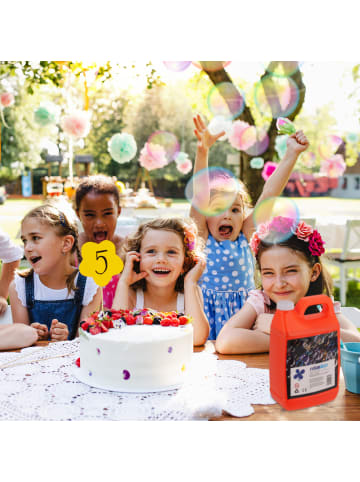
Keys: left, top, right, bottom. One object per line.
{"left": 325, "top": 219, "right": 360, "bottom": 306}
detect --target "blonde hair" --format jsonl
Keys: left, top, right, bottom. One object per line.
{"left": 122, "top": 217, "right": 205, "bottom": 292}
{"left": 19, "top": 204, "right": 80, "bottom": 294}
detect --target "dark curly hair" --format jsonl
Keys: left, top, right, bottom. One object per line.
{"left": 74, "top": 174, "right": 120, "bottom": 211}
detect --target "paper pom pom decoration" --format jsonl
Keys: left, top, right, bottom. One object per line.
{"left": 208, "top": 116, "right": 233, "bottom": 141}
{"left": 250, "top": 157, "right": 264, "bottom": 169}
{"left": 175, "top": 152, "right": 192, "bottom": 174}
{"left": 320, "top": 154, "right": 346, "bottom": 178}
{"left": 62, "top": 111, "right": 90, "bottom": 138}
{"left": 34, "top": 105, "right": 57, "bottom": 127}
{"left": 275, "top": 134, "right": 288, "bottom": 159}
{"left": 261, "top": 161, "right": 278, "bottom": 181}
{"left": 108, "top": 133, "right": 137, "bottom": 164}
{"left": 228, "top": 120, "right": 251, "bottom": 150}
{"left": 0, "top": 92, "right": 14, "bottom": 108}
{"left": 139, "top": 143, "right": 168, "bottom": 171}
{"left": 276, "top": 117, "right": 296, "bottom": 135}
{"left": 346, "top": 132, "right": 358, "bottom": 144}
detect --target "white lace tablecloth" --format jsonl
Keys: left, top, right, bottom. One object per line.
{"left": 0, "top": 340, "right": 275, "bottom": 420}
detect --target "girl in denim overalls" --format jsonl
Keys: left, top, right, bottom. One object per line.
{"left": 191, "top": 114, "right": 309, "bottom": 340}
{"left": 9, "top": 204, "right": 102, "bottom": 341}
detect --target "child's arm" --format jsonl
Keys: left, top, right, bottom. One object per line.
{"left": 190, "top": 115, "right": 225, "bottom": 240}
{"left": 242, "top": 130, "right": 309, "bottom": 240}
{"left": 0, "top": 324, "right": 38, "bottom": 350}
{"left": 337, "top": 313, "right": 360, "bottom": 342}
{"left": 183, "top": 256, "right": 210, "bottom": 346}
{"left": 0, "top": 259, "right": 20, "bottom": 314}
{"left": 8, "top": 280, "right": 49, "bottom": 340}
{"left": 215, "top": 303, "right": 270, "bottom": 354}
{"left": 112, "top": 251, "right": 147, "bottom": 310}
{"left": 79, "top": 285, "right": 102, "bottom": 320}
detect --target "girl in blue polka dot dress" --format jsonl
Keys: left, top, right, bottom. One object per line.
{"left": 191, "top": 114, "right": 309, "bottom": 339}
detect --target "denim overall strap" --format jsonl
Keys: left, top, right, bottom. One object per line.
{"left": 25, "top": 271, "right": 35, "bottom": 309}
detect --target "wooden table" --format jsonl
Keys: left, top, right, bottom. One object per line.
{"left": 195, "top": 341, "right": 360, "bottom": 421}
{"left": 5, "top": 340, "right": 360, "bottom": 421}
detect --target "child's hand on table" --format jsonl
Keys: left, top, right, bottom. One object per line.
{"left": 50, "top": 319, "right": 69, "bottom": 341}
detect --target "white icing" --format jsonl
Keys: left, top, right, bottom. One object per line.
{"left": 79, "top": 324, "right": 193, "bottom": 392}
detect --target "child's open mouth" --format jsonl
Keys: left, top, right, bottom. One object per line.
{"left": 152, "top": 268, "right": 171, "bottom": 276}
{"left": 30, "top": 256, "right": 42, "bottom": 265}
{"left": 93, "top": 231, "right": 107, "bottom": 242}
{"left": 218, "top": 225, "right": 233, "bottom": 238}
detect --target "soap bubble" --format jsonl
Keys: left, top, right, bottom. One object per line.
{"left": 207, "top": 82, "right": 245, "bottom": 120}
{"left": 185, "top": 167, "right": 240, "bottom": 217}
{"left": 300, "top": 151, "right": 316, "bottom": 168}
{"left": 192, "top": 61, "right": 231, "bottom": 72}
{"left": 318, "top": 135, "right": 343, "bottom": 159}
{"left": 147, "top": 131, "right": 180, "bottom": 164}
{"left": 163, "top": 61, "right": 191, "bottom": 72}
{"left": 254, "top": 75, "right": 300, "bottom": 118}
{"left": 264, "top": 61, "right": 302, "bottom": 77}
{"left": 243, "top": 128, "right": 269, "bottom": 156}
{"left": 253, "top": 197, "right": 300, "bottom": 243}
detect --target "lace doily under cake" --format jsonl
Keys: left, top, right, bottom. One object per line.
{"left": 0, "top": 340, "right": 276, "bottom": 420}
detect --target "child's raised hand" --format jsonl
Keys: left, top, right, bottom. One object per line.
{"left": 286, "top": 130, "right": 309, "bottom": 156}
{"left": 50, "top": 319, "right": 69, "bottom": 341}
{"left": 193, "top": 114, "right": 225, "bottom": 151}
{"left": 184, "top": 256, "right": 206, "bottom": 285}
{"left": 31, "top": 322, "right": 49, "bottom": 341}
{"left": 120, "top": 251, "right": 148, "bottom": 286}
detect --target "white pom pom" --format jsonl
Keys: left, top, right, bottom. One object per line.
{"left": 208, "top": 116, "right": 233, "bottom": 141}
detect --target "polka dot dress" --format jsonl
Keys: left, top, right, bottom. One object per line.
{"left": 199, "top": 232, "right": 255, "bottom": 340}
{"left": 102, "top": 274, "right": 120, "bottom": 310}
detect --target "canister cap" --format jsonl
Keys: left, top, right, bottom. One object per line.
{"left": 277, "top": 300, "right": 294, "bottom": 311}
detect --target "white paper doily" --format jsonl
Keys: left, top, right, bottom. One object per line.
{"left": 0, "top": 340, "right": 275, "bottom": 420}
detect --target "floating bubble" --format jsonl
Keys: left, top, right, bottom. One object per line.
{"left": 254, "top": 75, "right": 300, "bottom": 118}
{"left": 208, "top": 115, "right": 233, "bottom": 141}
{"left": 250, "top": 157, "right": 264, "bottom": 169}
{"left": 300, "top": 151, "right": 316, "bottom": 168}
{"left": 253, "top": 197, "right": 300, "bottom": 244}
{"left": 163, "top": 61, "right": 192, "bottom": 72}
{"left": 264, "top": 61, "right": 302, "bottom": 77}
{"left": 207, "top": 82, "right": 245, "bottom": 120}
{"left": 318, "top": 135, "right": 343, "bottom": 159}
{"left": 185, "top": 167, "right": 240, "bottom": 217}
{"left": 192, "top": 61, "right": 231, "bottom": 72}
{"left": 243, "top": 127, "right": 269, "bottom": 156}
{"left": 147, "top": 131, "right": 180, "bottom": 164}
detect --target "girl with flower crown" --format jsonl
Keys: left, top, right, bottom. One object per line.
{"left": 215, "top": 217, "right": 360, "bottom": 354}
{"left": 191, "top": 114, "right": 310, "bottom": 340}
{"left": 112, "top": 217, "right": 209, "bottom": 346}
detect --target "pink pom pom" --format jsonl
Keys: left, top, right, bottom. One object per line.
{"left": 320, "top": 154, "right": 346, "bottom": 178}
{"left": 261, "top": 161, "right": 278, "bottom": 181}
{"left": 139, "top": 143, "right": 168, "bottom": 171}
{"left": 176, "top": 158, "right": 192, "bottom": 174}
{"left": 62, "top": 111, "right": 90, "bottom": 138}
{"left": 0, "top": 92, "right": 14, "bottom": 108}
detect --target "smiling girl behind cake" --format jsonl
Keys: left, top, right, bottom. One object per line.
{"left": 112, "top": 217, "right": 209, "bottom": 346}
{"left": 9, "top": 204, "right": 102, "bottom": 341}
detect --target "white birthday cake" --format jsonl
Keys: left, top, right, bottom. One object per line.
{"left": 76, "top": 309, "right": 193, "bottom": 392}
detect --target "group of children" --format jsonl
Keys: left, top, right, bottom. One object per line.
{"left": 1, "top": 115, "right": 359, "bottom": 354}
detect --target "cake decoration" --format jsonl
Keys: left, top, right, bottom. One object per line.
{"left": 79, "top": 309, "right": 192, "bottom": 335}
{"left": 122, "top": 370, "right": 130, "bottom": 380}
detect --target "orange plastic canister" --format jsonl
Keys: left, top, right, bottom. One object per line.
{"left": 269, "top": 295, "right": 340, "bottom": 410}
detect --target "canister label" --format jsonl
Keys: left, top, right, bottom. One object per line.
{"left": 286, "top": 331, "right": 338, "bottom": 399}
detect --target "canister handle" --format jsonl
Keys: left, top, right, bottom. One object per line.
{"left": 295, "top": 294, "right": 333, "bottom": 317}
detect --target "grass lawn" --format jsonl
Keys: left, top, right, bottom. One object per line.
{"left": 1, "top": 196, "right": 359, "bottom": 307}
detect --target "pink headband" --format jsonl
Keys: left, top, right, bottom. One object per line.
{"left": 250, "top": 216, "right": 325, "bottom": 257}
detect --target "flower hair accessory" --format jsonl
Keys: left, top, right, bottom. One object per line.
{"left": 250, "top": 216, "right": 325, "bottom": 257}
{"left": 184, "top": 225, "right": 196, "bottom": 252}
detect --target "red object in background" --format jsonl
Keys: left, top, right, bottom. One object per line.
{"left": 269, "top": 295, "right": 340, "bottom": 410}
{"left": 285, "top": 173, "right": 339, "bottom": 197}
